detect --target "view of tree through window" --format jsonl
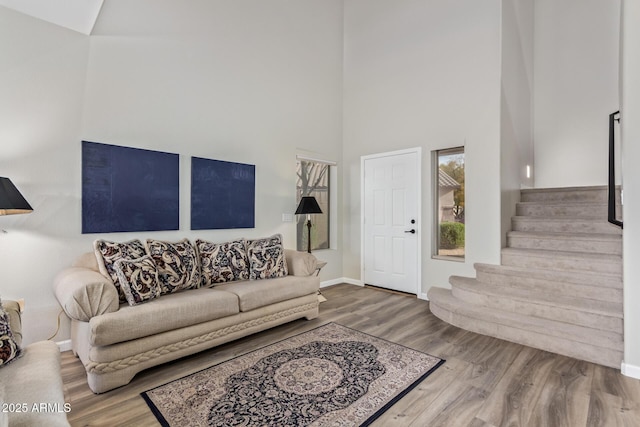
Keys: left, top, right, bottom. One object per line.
{"left": 296, "top": 160, "right": 330, "bottom": 251}
{"left": 436, "top": 148, "right": 465, "bottom": 259}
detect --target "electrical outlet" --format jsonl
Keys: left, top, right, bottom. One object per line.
{"left": 282, "top": 213, "right": 293, "bottom": 222}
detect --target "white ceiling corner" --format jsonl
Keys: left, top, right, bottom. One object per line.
{"left": 0, "top": 0, "right": 104, "bottom": 35}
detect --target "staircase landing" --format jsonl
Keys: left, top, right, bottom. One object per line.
{"left": 427, "top": 186, "right": 623, "bottom": 368}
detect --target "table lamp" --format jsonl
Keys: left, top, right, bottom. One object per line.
{"left": 0, "top": 177, "right": 33, "bottom": 232}
{"left": 295, "top": 196, "right": 322, "bottom": 253}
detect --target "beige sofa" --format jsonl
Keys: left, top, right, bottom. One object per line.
{"left": 0, "top": 300, "right": 70, "bottom": 427}
{"left": 53, "top": 248, "right": 320, "bottom": 394}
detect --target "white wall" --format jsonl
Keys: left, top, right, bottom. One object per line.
{"left": 0, "top": 6, "right": 90, "bottom": 344}
{"left": 3, "top": 0, "right": 626, "bottom": 354}
{"left": 0, "top": 0, "right": 344, "bottom": 344}
{"left": 533, "top": 0, "right": 620, "bottom": 188}
{"left": 621, "top": 0, "right": 640, "bottom": 376}
{"left": 0, "top": 0, "right": 104, "bottom": 35}
{"left": 500, "top": 0, "right": 534, "bottom": 245}
{"left": 83, "top": 1, "right": 344, "bottom": 270}
{"left": 343, "top": 0, "right": 502, "bottom": 295}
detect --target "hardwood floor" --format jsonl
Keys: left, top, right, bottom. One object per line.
{"left": 61, "top": 284, "right": 640, "bottom": 426}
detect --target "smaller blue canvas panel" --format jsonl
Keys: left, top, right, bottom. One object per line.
{"left": 191, "top": 157, "right": 255, "bottom": 230}
{"left": 82, "top": 141, "right": 179, "bottom": 233}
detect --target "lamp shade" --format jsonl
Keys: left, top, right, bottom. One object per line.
{"left": 295, "top": 196, "right": 322, "bottom": 215}
{"left": 0, "top": 177, "right": 33, "bottom": 215}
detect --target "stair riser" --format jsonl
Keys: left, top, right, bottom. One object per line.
{"left": 429, "top": 301, "right": 622, "bottom": 368}
{"left": 516, "top": 203, "right": 617, "bottom": 218}
{"left": 451, "top": 286, "right": 622, "bottom": 335}
{"left": 512, "top": 218, "right": 622, "bottom": 235}
{"left": 501, "top": 253, "right": 622, "bottom": 275}
{"left": 507, "top": 235, "right": 623, "bottom": 255}
{"left": 475, "top": 270, "right": 622, "bottom": 302}
{"left": 475, "top": 263, "right": 623, "bottom": 289}
{"left": 521, "top": 189, "right": 620, "bottom": 204}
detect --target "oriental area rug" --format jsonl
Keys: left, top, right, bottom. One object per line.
{"left": 142, "top": 322, "right": 445, "bottom": 427}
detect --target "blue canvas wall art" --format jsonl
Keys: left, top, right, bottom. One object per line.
{"left": 191, "top": 157, "right": 255, "bottom": 230}
{"left": 82, "top": 141, "right": 180, "bottom": 233}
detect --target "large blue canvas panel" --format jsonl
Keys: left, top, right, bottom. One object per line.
{"left": 82, "top": 141, "right": 179, "bottom": 233}
{"left": 191, "top": 157, "right": 255, "bottom": 230}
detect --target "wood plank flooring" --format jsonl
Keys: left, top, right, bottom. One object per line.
{"left": 60, "top": 284, "right": 640, "bottom": 426}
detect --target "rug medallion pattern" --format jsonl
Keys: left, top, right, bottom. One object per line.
{"left": 142, "top": 323, "right": 444, "bottom": 427}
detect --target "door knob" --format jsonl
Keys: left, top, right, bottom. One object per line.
{"left": 404, "top": 229, "right": 416, "bottom": 234}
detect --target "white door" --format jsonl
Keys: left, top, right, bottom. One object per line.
{"left": 362, "top": 148, "right": 420, "bottom": 294}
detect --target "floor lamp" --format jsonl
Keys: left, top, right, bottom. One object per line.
{"left": 295, "top": 196, "right": 322, "bottom": 253}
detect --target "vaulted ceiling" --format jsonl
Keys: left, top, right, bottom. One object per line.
{"left": 0, "top": 0, "right": 103, "bottom": 34}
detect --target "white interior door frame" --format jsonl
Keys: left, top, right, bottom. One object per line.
{"left": 360, "top": 147, "right": 422, "bottom": 295}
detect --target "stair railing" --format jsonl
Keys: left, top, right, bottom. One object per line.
{"left": 608, "top": 110, "right": 622, "bottom": 228}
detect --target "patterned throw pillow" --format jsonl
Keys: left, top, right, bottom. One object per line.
{"left": 247, "top": 234, "right": 288, "bottom": 280}
{"left": 146, "top": 239, "right": 201, "bottom": 295}
{"left": 113, "top": 256, "right": 162, "bottom": 306}
{"left": 0, "top": 300, "right": 22, "bottom": 368}
{"left": 196, "top": 239, "right": 249, "bottom": 286}
{"left": 94, "top": 239, "right": 148, "bottom": 303}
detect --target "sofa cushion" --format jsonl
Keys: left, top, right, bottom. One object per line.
{"left": 114, "top": 256, "right": 162, "bottom": 306}
{"left": 146, "top": 239, "right": 201, "bottom": 295}
{"left": 94, "top": 239, "right": 147, "bottom": 303}
{"left": 246, "top": 234, "right": 288, "bottom": 280}
{"left": 89, "top": 288, "right": 240, "bottom": 346}
{"left": 197, "top": 238, "right": 249, "bottom": 286}
{"left": 0, "top": 300, "right": 22, "bottom": 367}
{"left": 216, "top": 275, "right": 319, "bottom": 312}
{"left": 0, "top": 340, "right": 70, "bottom": 426}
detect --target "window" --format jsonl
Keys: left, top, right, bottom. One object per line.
{"left": 296, "top": 159, "right": 330, "bottom": 251}
{"left": 434, "top": 147, "right": 465, "bottom": 259}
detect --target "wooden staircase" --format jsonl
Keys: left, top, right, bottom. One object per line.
{"left": 427, "top": 186, "right": 623, "bottom": 368}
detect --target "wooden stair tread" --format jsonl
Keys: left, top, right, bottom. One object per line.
{"left": 501, "top": 247, "right": 621, "bottom": 263}
{"left": 517, "top": 200, "right": 610, "bottom": 206}
{"left": 507, "top": 230, "right": 622, "bottom": 242}
{"left": 512, "top": 216, "right": 617, "bottom": 223}
{"left": 521, "top": 185, "right": 611, "bottom": 193}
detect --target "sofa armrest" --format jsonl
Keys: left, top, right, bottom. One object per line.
{"left": 53, "top": 267, "right": 119, "bottom": 322}
{"left": 284, "top": 249, "right": 319, "bottom": 276}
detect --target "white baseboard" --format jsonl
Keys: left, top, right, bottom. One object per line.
{"left": 320, "top": 277, "right": 364, "bottom": 288}
{"left": 420, "top": 292, "right": 429, "bottom": 301}
{"left": 621, "top": 362, "right": 640, "bottom": 379}
{"left": 341, "top": 277, "right": 364, "bottom": 286}
{"left": 56, "top": 339, "right": 72, "bottom": 352}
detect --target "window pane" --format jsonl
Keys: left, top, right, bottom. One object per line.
{"left": 436, "top": 148, "right": 465, "bottom": 259}
{"left": 296, "top": 160, "right": 330, "bottom": 251}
